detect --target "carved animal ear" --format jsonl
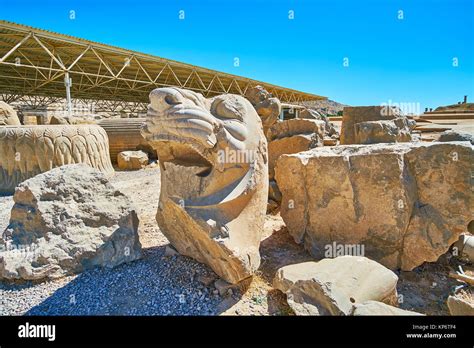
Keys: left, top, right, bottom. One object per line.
{"left": 210, "top": 95, "right": 245, "bottom": 121}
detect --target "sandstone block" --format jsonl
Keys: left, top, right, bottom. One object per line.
{"left": 351, "top": 301, "right": 423, "bottom": 315}
{"left": 354, "top": 119, "right": 412, "bottom": 144}
{"left": 117, "top": 150, "right": 148, "bottom": 170}
{"left": 273, "top": 256, "right": 399, "bottom": 315}
{"left": 438, "top": 130, "right": 474, "bottom": 145}
{"left": 245, "top": 85, "right": 281, "bottom": 137}
{"left": 340, "top": 105, "right": 412, "bottom": 144}
{"left": 267, "top": 119, "right": 324, "bottom": 180}
{"left": 0, "top": 164, "right": 142, "bottom": 281}
{"left": 447, "top": 293, "right": 474, "bottom": 315}
{"left": 275, "top": 142, "right": 473, "bottom": 271}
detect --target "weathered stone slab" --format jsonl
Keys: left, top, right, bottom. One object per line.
{"left": 117, "top": 150, "right": 148, "bottom": 170}
{"left": 341, "top": 105, "right": 414, "bottom": 144}
{"left": 447, "top": 293, "right": 474, "bottom": 315}
{"left": 0, "top": 125, "right": 115, "bottom": 195}
{"left": 142, "top": 87, "right": 268, "bottom": 284}
{"left": 438, "top": 130, "right": 474, "bottom": 145}
{"left": 245, "top": 85, "right": 281, "bottom": 138}
{"left": 352, "top": 301, "right": 423, "bottom": 315}
{"left": 275, "top": 142, "right": 473, "bottom": 270}
{"left": 0, "top": 164, "right": 142, "bottom": 281}
{"left": 354, "top": 119, "right": 412, "bottom": 144}
{"left": 273, "top": 256, "right": 399, "bottom": 315}
{"left": 267, "top": 118, "right": 325, "bottom": 142}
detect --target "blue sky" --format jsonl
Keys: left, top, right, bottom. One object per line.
{"left": 1, "top": 0, "right": 473, "bottom": 111}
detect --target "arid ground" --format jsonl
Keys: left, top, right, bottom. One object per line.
{"left": 1, "top": 164, "right": 471, "bottom": 316}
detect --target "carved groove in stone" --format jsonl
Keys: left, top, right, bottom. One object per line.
{"left": 0, "top": 125, "right": 114, "bottom": 194}
{"left": 142, "top": 87, "right": 268, "bottom": 284}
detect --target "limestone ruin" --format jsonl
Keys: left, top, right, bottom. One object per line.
{"left": 340, "top": 106, "right": 415, "bottom": 144}
{"left": 245, "top": 85, "right": 281, "bottom": 138}
{"left": 98, "top": 118, "right": 157, "bottom": 163}
{"left": 0, "top": 125, "right": 114, "bottom": 195}
{"left": 142, "top": 87, "right": 268, "bottom": 284}
{"left": 0, "top": 164, "right": 142, "bottom": 281}
{"left": 0, "top": 101, "right": 21, "bottom": 126}
{"left": 275, "top": 141, "right": 473, "bottom": 271}
{"left": 273, "top": 256, "right": 400, "bottom": 315}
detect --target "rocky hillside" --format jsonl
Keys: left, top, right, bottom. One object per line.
{"left": 298, "top": 99, "right": 348, "bottom": 116}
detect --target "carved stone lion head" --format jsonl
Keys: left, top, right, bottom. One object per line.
{"left": 142, "top": 87, "right": 268, "bottom": 284}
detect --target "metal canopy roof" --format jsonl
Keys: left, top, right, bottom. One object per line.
{"left": 0, "top": 20, "right": 326, "bottom": 105}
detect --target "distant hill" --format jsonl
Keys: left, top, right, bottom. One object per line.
{"left": 434, "top": 103, "right": 474, "bottom": 112}
{"left": 297, "top": 99, "right": 348, "bottom": 116}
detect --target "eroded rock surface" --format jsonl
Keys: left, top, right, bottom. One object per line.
{"left": 354, "top": 118, "right": 413, "bottom": 144}
{"left": 273, "top": 256, "right": 399, "bottom": 315}
{"left": 245, "top": 85, "right": 281, "bottom": 137}
{"left": 117, "top": 150, "right": 148, "bottom": 170}
{"left": 267, "top": 118, "right": 325, "bottom": 180}
{"left": 0, "top": 125, "right": 114, "bottom": 194}
{"left": 438, "top": 130, "right": 474, "bottom": 145}
{"left": 142, "top": 87, "right": 268, "bottom": 284}
{"left": 0, "top": 102, "right": 20, "bottom": 126}
{"left": 299, "top": 107, "right": 338, "bottom": 138}
{"left": 352, "top": 301, "right": 423, "bottom": 315}
{"left": 341, "top": 106, "right": 415, "bottom": 144}
{"left": 0, "top": 164, "right": 142, "bottom": 281}
{"left": 447, "top": 292, "right": 474, "bottom": 315}
{"left": 275, "top": 142, "right": 473, "bottom": 271}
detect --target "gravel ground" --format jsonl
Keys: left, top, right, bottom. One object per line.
{"left": 0, "top": 166, "right": 288, "bottom": 316}
{"left": 0, "top": 165, "right": 470, "bottom": 316}
{"left": 1, "top": 247, "right": 222, "bottom": 316}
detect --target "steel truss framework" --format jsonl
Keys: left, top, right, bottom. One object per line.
{"left": 1, "top": 93, "right": 147, "bottom": 113}
{"left": 0, "top": 20, "right": 326, "bottom": 112}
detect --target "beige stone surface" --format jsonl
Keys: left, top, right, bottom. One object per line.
{"left": 299, "top": 107, "right": 338, "bottom": 137}
{"left": 275, "top": 142, "right": 473, "bottom": 271}
{"left": 0, "top": 101, "right": 20, "bottom": 126}
{"left": 352, "top": 301, "right": 423, "bottom": 315}
{"left": 267, "top": 118, "right": 324, "bottom": 183}
{"left": 268, "top": 135, "right": 318, "bottom": 181}
{"left": 117, "top": 150, "right": 148, "bottom": 170}
{"left": 267, "top": 118, "right": 325, "bottom": 142}
{"left": 447, "top": 294, "right": 474, "bottom": 315}
{"left": 142, "top": 87, "right": 268, "bottom": 284}
{"left": 245, "top": 85, "right": 281, "bottom": 137}
{"left": 273, "top": 256, "right": 399, "bottom": 315}
{"left": 453, "top": 234, "right": 474, "bottom": 262}
{"left": 438, "top": 130, "right": 474, "bottom": 144}
{"left": 0, "top": 164, "right": 142, "bottom": 281}
{"left": 0, "top": 125, "right": 115, "bottom": 195}
{"left": 49, "top": 115, "right": 71, "bottom": 125}
{"left": 354, "top": 119, "right": 412, "bottom": 144}
{"left": 340, "top": 105, "right": 413, "bottom": 144}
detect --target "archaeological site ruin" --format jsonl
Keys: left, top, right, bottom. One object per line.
{"left": 0, "top": 5, "right": 472, "bottom": 336}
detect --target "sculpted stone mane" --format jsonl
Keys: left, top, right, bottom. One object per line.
{"left": 0, "top": 125, "right": 114, "bottom": 194}
{"left": 142, "top": 87, "right": 268, "bottom": 284}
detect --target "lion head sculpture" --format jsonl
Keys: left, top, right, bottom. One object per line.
{"left": 142, "top": 87, "right": 268, "bottom": 284}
